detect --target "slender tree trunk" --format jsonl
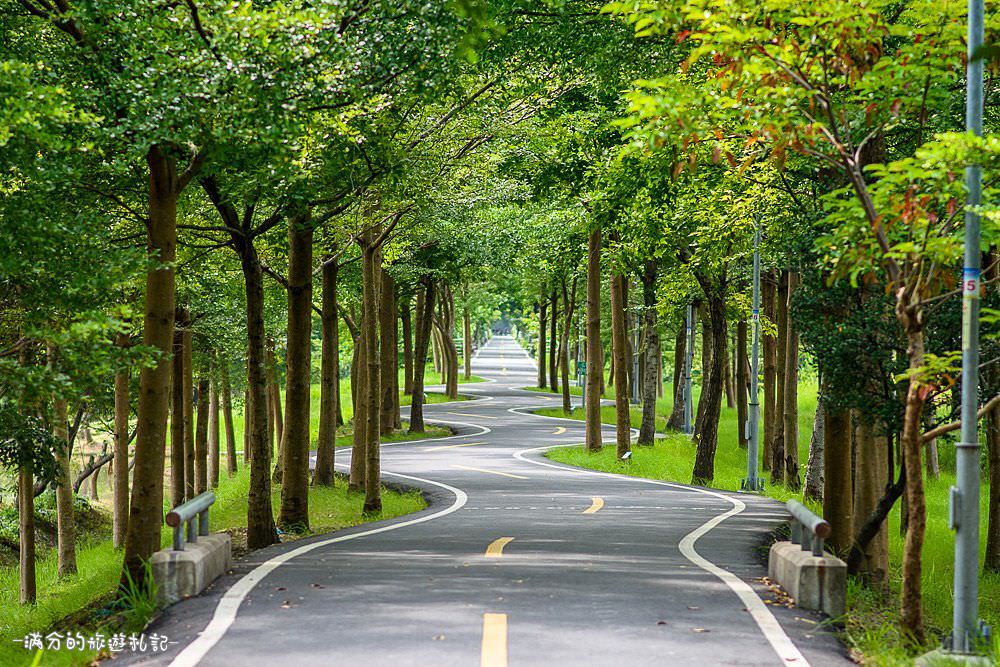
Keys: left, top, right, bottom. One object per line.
{"left": 410, "top": 279, "right": 436, "bottom": 433}
{"left": 349, "top": 312, "right": 369, "bottom": 491}
{"left": 762, "top": 273, "right": 777, "bottom": 472}
{"left": 770, "top": 270, "right": 788, "bottom": 485}
{"left": 431, "top": 325, "right": 442, "bottom": 375}
{"left": 538, "top": 296, "right": 548, "bottom": 388}
{"left": 804, "top": 394, "right": 825, "bottom": 502}
{"left": 923, "top": 409, "right": 940, "bottom": 481}
{"left": 170, "top": 327, "right": 185, "bottom": 508}
{"left": 824, "top": 402, "right": 854, "bottom": 555}
{"left": 315, "top": 255, "right": 339, "bottom": 487}
{"left": 268, "top": 342, "right": 284, "bottom": 485}
{"left": 362, "top": 243, "right": 382, "bottom": 513}
{"left": 585, "top": 227, "right": 603, "bottom": 452}
{"left": 610, "top": 271, "right": 631, "bottom": 459}
{"left": 638, "top": 262, "right": 659, "bottom": 444}
{"left": 220, "top": 366, "right": 237, "bottom": 476}
{"left": 694, "top": 303, "right": 714, "bottom": 440}
{"left": 379, "top": 269, "right": 398, "bottom": 435}
{"left": 560, "top": 277, "right": 577, "bottom": 414}
{"left": 237, "top": 239, "right": 278, "bottom": 550}
{"left": 401, "top": 297, "right": 414, "bottom": 395}
{"left": 194, "top": 377, "right": 210, "bottom": 494}
{"left": 783, "top": 271, "right": 800, "bottom": 490}
{"left": 113, "top": 334, "right": 130, "bottom": 548}
{"left": 208, "top": 376, "right": 220, "bottom": 489}
{"left": 19, "top": 465, "right": 36, "bottom": 603}
{"left": 548, "top": 289, "right": 559, "bottom": 394}
{"left": 853, "top": 416, "right": 889, "bottom": 590}
{"left": 724, "top": 343, "right": 736, "bottom": 409}
{"left": 464, "top": 300, "right": 472, "bottom": 381}
{"left": 691, "top": 289, "right": 728, "bottom": 484}
{"left": 667, "top": 324, "right": 686, "bottom": 430}
{"left": 122, "top": 146, "right": 184, "bottom": 587}
{"left": 736, "top": 320, "right": 749, "bottom": 448}
{"left": 182, "top": 324, "right": 195, "bottom": 500}
{"left": 50, "top": 376, "right": 76, "bottom": 577}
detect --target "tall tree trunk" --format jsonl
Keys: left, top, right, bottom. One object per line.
{"left": 362, "top": 242, "right": 382, "bottom": 513}
{"left": 985, "top": 401, "right": 1000, "bottom": 572}
{"left": 736, "top": 320, "right": 749, "bottom": 448}
{"left": 349, "top": 311, "right": 369, "bottom": 491}
{"left": 194, "top": 377, "right": 210, "bottom": 494}
{"left": 50, "top": 371, "right": 76, "bottom": 577}
{"left": 691, "top": 288, "right": 728, "bottom": 485}
{"left": 770, "top": 270, "right": 788, "bottom": 485}
{"left": 237, "top": 239, "right": 278, "bottom": 550}
{"left": 560, "top": 277, "right": 578, "bottom": 414}
{"left": 208, "top": 376, "right": 220, "bottom": 489}
{"left": 113, "top": 333, "right": 130, "bottom": 548}
{"left": 431, "top": 325, "right": 442, "bottom": 375}
{"left": 723, "top": 343, "right": 736, "bottom": 409}
{"left": 585, "top": 226, "right": 603, "bottom": 452}
{"left": 279, "top": 212, "right": 312, "bottom": 530}
{"left": 401, "top": 296, "right": 414, "bottom": 395}
{"left": 803, "top": 394, "right": 825, "bottom": 502}
{"left": 666, "top": 324, "right": 686, "bottom": 430}
{"left": 170, "top": 327, "right": 185, "bottom": 508}
{"left": 19, "top": 465, "right": 36, "bottom": 603}
{"left": 409, "top": 279, "right": 436, "bottom": 433}
{"left": 853, "top": 416, "right": 889, "bottom": 590}
{"left": 182, "top": 323, "right": 195, "bottom": 500}
{"left": 463, "top": 299, "right": 472, "bottom": 381}
{"left": 122, "top": 146, "right": 184, "bottom": 587}
{"left": 783, "top": 271, "right": 800, "bottom": 490}
{"left": 694, "top": 303, "right": 714, "bottom": 440}
{"left": 762, "top": 272, "right": 777, "bottom": 472}
{"left": 549, "top": 290, "right": 559, "bottom": 393}
{"left": 824, "top": 403, "right": 854, "bottom": 555}
{"left": 315, "top": 255, "right": 339, "bottom": 487}
{"left": 638, "top": 262, "right": 659, "bottom": 445}
{"left": 610, "top": 271, "right": 631, "bottom": 459}
{"left": 379, "top": 269, "right": 398, "bottom": 434}
{"left": 268, "top": 342, "right": 284, "bottom": 485}
{"left": 220, "top": 366, "right": 237, "bottom": 476}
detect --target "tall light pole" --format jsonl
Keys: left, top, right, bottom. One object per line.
{"left": 683, "top": 303, "right": 695, "bottom": 434}
{"left": 950, "top": 0, "right": 988, "bottom": 653}
{"left": 743, "top": 222, "right": 763, "bottom": 492}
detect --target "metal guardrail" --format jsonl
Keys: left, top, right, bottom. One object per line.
{"left": 786, "top": 499, "right": 831, "bottom": 557}
{"left": 165, "top": 491, "right": 215, "bottom": 551}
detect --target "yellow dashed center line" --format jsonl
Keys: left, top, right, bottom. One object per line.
{"left": 422, "top": 441, "right": 488, "bottom": 452}
{"left": 448, "top": 411, "right": 497, "bottom": 420}
{"left": 451, "top": 464, "right": 528, "bottom": 480}
{"left": 481, "top": 613, "right": 508, "bottom": 667}
{"left": 552, "top": 426, "right": 566, "bottom": 435}
{"left": 485, "top": 537, "right": 514, "bottom": 558}
{"left": 583, "top": 497, "right": 605, "bottom": 514}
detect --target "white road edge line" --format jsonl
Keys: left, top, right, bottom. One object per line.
{"left": 169, "top": 476, "right": 469, "bottom": 667}
{"left": 510, "top": 440, "right": 810, "bottom": 667}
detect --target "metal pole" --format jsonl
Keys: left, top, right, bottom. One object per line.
{"left": 743, "top": 223, "right": 763, "bottom": 492}
{"left": 683, "top": 303, "right": 694, "bottom": 435}
{"left": 952, "top": 0, "right": 986, "bottom": 652}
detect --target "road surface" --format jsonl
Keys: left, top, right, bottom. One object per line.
{"left": 128, "top": 336, "right": 850, "bottom": 667}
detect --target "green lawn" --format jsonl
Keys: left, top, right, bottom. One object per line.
{"left": 538, "top": 381, "right": 1000, "bottom": 665}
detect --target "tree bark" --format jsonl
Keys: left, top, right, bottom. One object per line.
{"left": 853, "top": 416, "right": 889, "bottom": 590}
{"left": 19, "top": 465, "right": 36, "bottom": 603}
{"left": 267, "top": 342, "right": 284, "bottom": 485}
{"left": 803, "top": 394, "right": 825, "bottom": 502}
{"left": 762, "top": 272, "right": 777, "bottom": 472}
{"left": 549, "top": 289, "right": 559, "bottom": 393}
{"left": 783, "top": 271, "right": 800, "bottom": 490}
{"left": 770, "top": 270, "right": 788, "bottom": 485}
{"left": 220, "top": 365, "right": 237, "bottom": 476}
{"left": 113, "top": 333, "right": 130, "bottom": 548}
{"left": 559, "top": 277, "right": 578, "bottom": 414}
{"left": 610, "top": 271, "right": 631, "bottom": 459}
{"left": 736, "top": 319, "right": 749, "bottom": 448}
{"left": 349, "top": 305, "right": 369, "bottom": 491}
{"left": 170, "top": 326, "right": 185, "bottom": 508}
{"left": 410, "top": 279, "right": 436, "bottom": 433}
{"left": 638, "top": 261, "right": 659, "bottom": 445}
{"left": 824, "top": 403, "right": 854, "bottom": 555}
{"left": 362, "top": 242, "right": 382, "bottom": 512}
{"left": 208, "top": 376, "right": 220, "bottom": 489}
{"left": 538, "top": 293, "right": 548, "bottom": 388}
{"left": 667, "top": 323, "right": 686, "bottom": 430}
{"left": 723, "top": 343, "right": 736, "bottom": 409}
{"left": 694, "top": 302, "right": 713, "bottom": 440}
{"left": 691, "top": 288, "right": 728, "bottom": 485}
{"left": 194, "top": 377, "right": 209, "bottom": 494}
{"left": 278, "top": 212, "right": 313, "bottom": 529}
{"left": 585, "top": 226, "right": 603, "bottom": 452}
{"left": 50, "top": 377, "right": 76, "bottom": 577}
{"left": 401, "top": 296, "right": 414, "bottom": 395}
{"left": 182, "top": 323, "right": 195, "bottom": 501}
{"left": 315, "top": 255, "right": 339, "bottom": 487}
{"left": 463, "top": 299, "right": 472, "bottom": 380}
{"left": 379, "top": 268, "right": 398, "bottom": 434}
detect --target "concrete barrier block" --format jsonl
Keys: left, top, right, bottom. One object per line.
{"left": 768, "top": 540, "right": 846, "bottom": 618}
{"left": 151, "top": 533, "right": 232, "bottom": 605}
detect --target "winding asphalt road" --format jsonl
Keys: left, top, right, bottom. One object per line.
{"left": 125, "top": 336, "right": 850, "bottom": 667}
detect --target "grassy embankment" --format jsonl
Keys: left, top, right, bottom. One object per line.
{"left": 529, "top": 379, "right": 1000, "bottom": 665}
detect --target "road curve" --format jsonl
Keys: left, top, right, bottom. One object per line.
{"left": 126, "top": 336, "right": 850, "bottom": 667}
